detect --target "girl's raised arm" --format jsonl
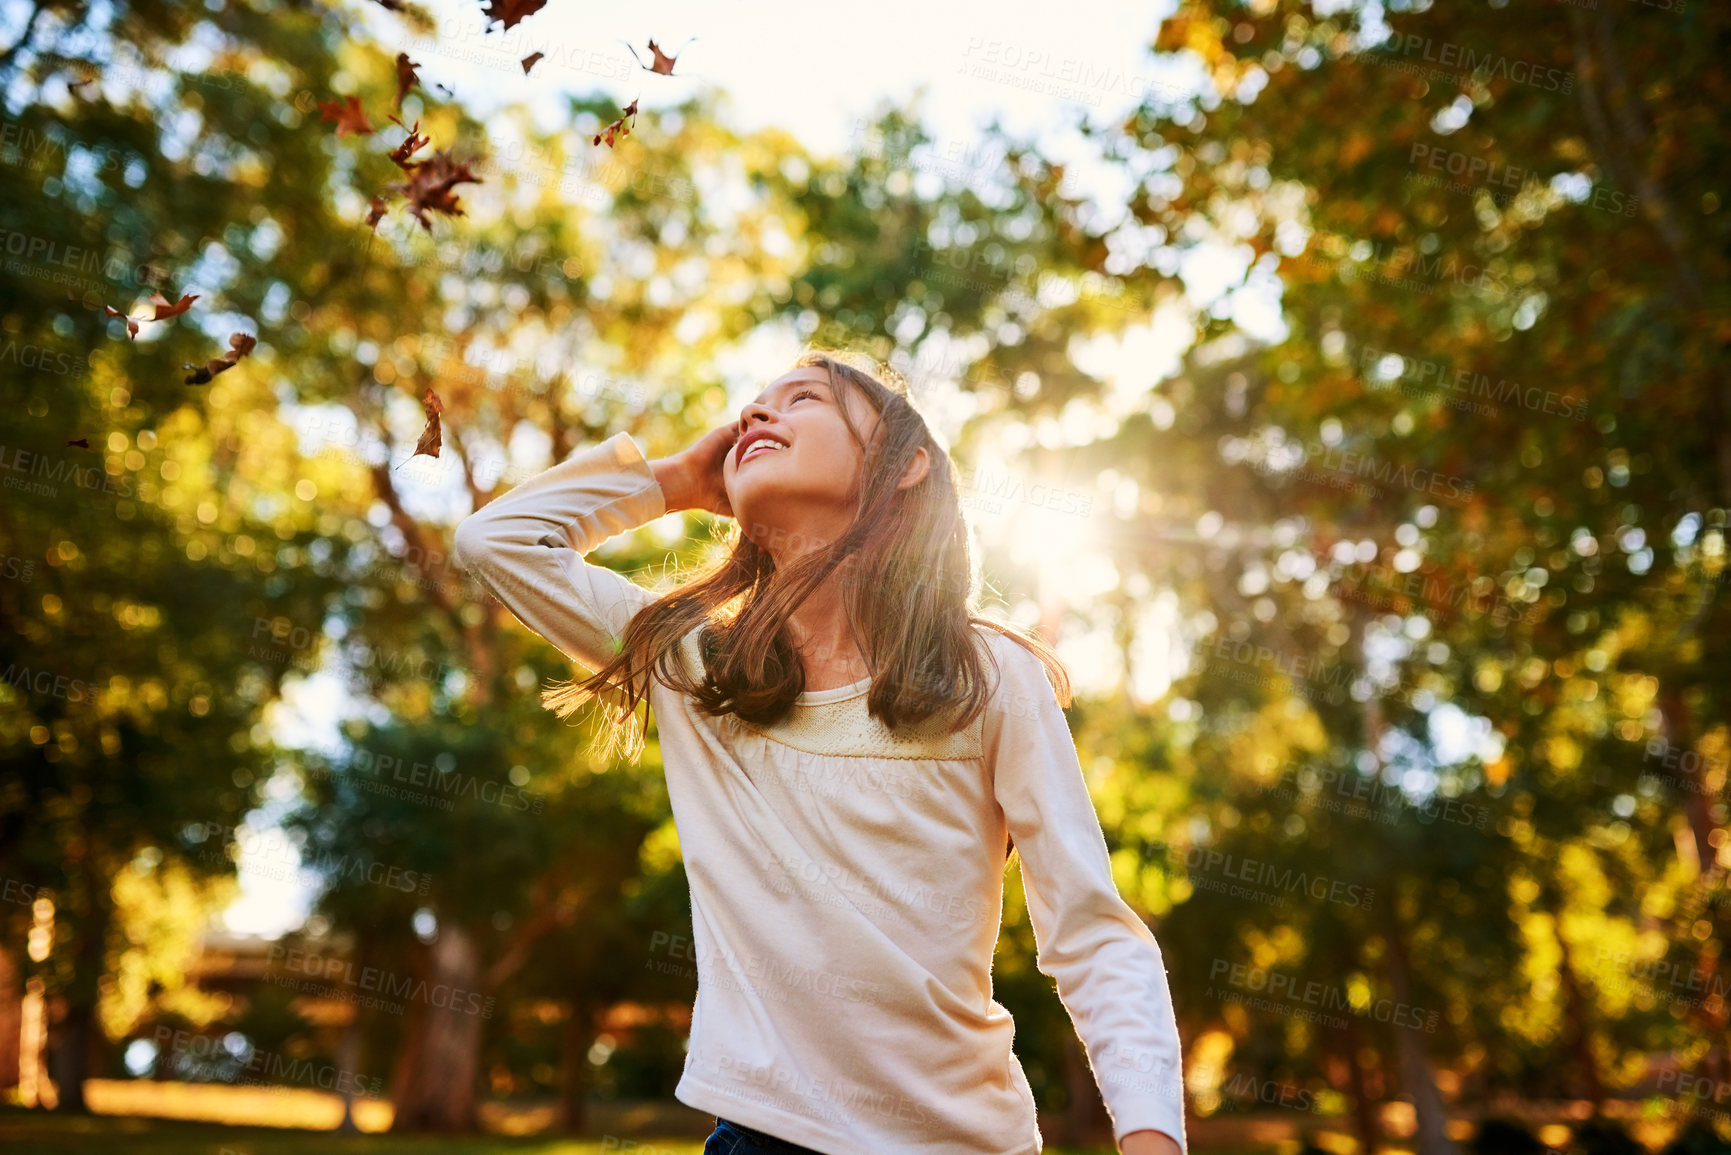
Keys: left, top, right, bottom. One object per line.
{"left": 452, "top": 427, "right": 732, "bottom": 676}
{"left": 981, "top": 634, "right": 1190, "bottom": 1155}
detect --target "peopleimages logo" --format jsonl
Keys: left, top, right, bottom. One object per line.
{"left": 1361, "top": 345, "right": 1589, "bottom": 423}
{"left": 1375, "top": 34, "right": 1574, "bottom": 93}
{"left": 266, "top": 946, "right": 495, "bottom": 1017}
{"left": 0, "top": 443, "right": 135, "bottom": 500}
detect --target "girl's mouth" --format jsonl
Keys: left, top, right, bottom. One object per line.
{"left": 739, "top": 439, "right": 789, "bottom": 465}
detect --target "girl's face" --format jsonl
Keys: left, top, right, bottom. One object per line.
{"left": 722, "top": 368, "right": 880, "bottom": 555}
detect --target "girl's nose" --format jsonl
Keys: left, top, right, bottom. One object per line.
{"left": 737, "top": 401, "right": 774, "bottom": 432}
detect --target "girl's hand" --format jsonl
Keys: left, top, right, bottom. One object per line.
{"left": 1121, "top": 1131, "right": 1183, "bottom": 1155}
{"left": 649, "top": 424, "right": 740, "bottom": 518}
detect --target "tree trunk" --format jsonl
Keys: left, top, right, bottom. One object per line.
{"left": 1380, "top": 907, "right": 1457, "bottom": 1155}
{"left": 558, "top": 997, "right": 593, "bottom": 1134}
{"left": 390, "top": 924, "right": 486, "bottom": 1132}
{"left": 1656, "top": 692, "right": 1717, "bottom": 873}
{"left": 0, "top": 945, "right": 21, "bottom": 1090}
{"left": 1341, "top": 1011, "right": 1383, "bottom": 1155}
{"left": 1060, "top": 1031, "right": 1110, "bottom": 1146}
{"left": 1547, "top": 908, "right": 1604, "bottom": 1107}
{"left": 336, "top": 1013, "right": 363, "bottom": 1132}
{"left": 47, "top": 878, "right": 112, "bottom": 1113}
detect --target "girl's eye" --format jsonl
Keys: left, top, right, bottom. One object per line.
{"left": 790, "top": 390, "right": 818, "bottom": 404}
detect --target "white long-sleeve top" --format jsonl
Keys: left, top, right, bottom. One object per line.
{"left": 451, "top": 432, "right": 1187, "bottom": 1155}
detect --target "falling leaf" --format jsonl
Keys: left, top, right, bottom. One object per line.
{"left": 319, "top": 95, "right": 375, "bottom": 137}
{"left": 183, "top": 332, "right": 258, "bottom": 385}
{"left": 626, "top": 37, "right": 694, "bottom": 76}
{"left": 593, "top": 98, "right": 639, "bottom": 149}
{"left": 521, "top": 52, "right": 544, "bottom": 75}
{"left": 396, "top": 388, "right": 446, "bottom": 470}
{"left": 103, "top": 305, "right": 140, "bottom": 339}
{"left": 66, "top": 438, "right": 90, "bottom": 449}
{"left": 387, "top": 116, "right": 431, "bottom": 169}
{"left": 396, "top": 149, "right": 481, "bottom": 231}
{"left": 148, "top": 292, "right": 199, "bottom": 321}
{"left": 366, "top": 194, "right": 391, "bottom": 229}
{"left": 480, "top": 0, "right": 547, "bottom": 30}
{"left": 394, "top": 53, "right": 421, "bottom": 109}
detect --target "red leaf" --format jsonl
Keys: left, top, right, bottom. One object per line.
{"left": 103, "top": 305, "right": 140, "bottom": 340}
{"left": 387, "top": 115, "right": 431, "bottom": 169}
{"left": 626, "top": 37, "right": 693, "bottom": 76}
{"left": 521, "top": 52, "right": 544, "bottom": 75}
{"left": 319, "top": 95, "right": 375, "bottom": 137}
{"left": 148, "top": 292, "right": 199, "bottom": 321}
{"left": 480, "top": 0, "right": 547, "bottom": 30}
{"left": 397, "top": 387, "right": 446, "bottom": 469}
{"left": 395, "top": 53, "right": 421, "bottom": 109}
{"left": 395, "top": 149, "right": 481, "bottom": 231}
{"left": 184, "top": 332, "right": 258, "bottom": 385}
{"left": 592, "top": 98, "right": 639, "bottom": 149}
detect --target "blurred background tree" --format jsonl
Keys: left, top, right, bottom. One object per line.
{"left": 0, "top": 0, "right": 1726, "bottom": 1148}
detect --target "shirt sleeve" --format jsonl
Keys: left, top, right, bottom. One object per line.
{"left": 981, "top": 635, "right": 1188, "bottom": 1153}
{"left": 451, "top": 431, "right": 669, "bottom": 676}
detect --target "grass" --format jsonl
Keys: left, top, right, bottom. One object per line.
{"left": 0, "top": 1108, "right": 1190, "bottom": 1154}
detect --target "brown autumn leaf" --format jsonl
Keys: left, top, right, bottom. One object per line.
{"left": 103, "top": 305, "right": 140, "bottom": 339}
{"left": 626, "top": 37, "right": 694, "bottom": 76}
{"left": 521, "top": 52, "right": 544, "bottom": 75}
{"left": 395, "top": 53, "right": 421, "bottom": 109}
{"left": 66, "top": 438, "right": 90, "bottom": 449}
{"left": 319, "top": 95, "right": 375, "bottom": 137}
{"left": 366, "top": 194, "right": 391, "bottom": 230}
{"left": 396, "top": 387, "right": 446, "bottom": 470}
{"left": 397, "top": 149, "right": 481, "bottom": 231}
{"left": 480, "top": 0, "right": 547, "bottom": 30}
{"left": 184, "top": 332, "right": 258, "bottom": 385}
{"left": 593, "top": 98, "right": 639, "bottom": 148}
{"left": 149, "top": 292, "right": 199, "bottom": 321}
{"left": 387, "top": 115, "right": 431, "bottom": 169}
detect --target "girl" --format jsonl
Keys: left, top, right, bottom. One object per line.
{"left": 453, "top": 350, "right": 1187, "bottom": 1155}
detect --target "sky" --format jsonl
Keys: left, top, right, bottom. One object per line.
{"left": 224, "top": 0, "right": 1289, "bottom": 938}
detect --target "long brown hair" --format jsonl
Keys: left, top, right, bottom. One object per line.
{"left": 541, "top": 348, "right": 1072, "bottom": 766}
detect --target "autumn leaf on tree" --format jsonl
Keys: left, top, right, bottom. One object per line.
{"left": 366, "top": 194, "right": 391, "bottom": 230}
{"left": 319, "top": 95, "right": 375, "bottom": 136}
{"left": 625, "top": 37, "right": 694, "bottom": 76}
{"left": 521, "top": 52, "right": 544, "bottom": 75}
{"left": 396, "top": 149, "right": 481, "bottom": 230}
{"left": 480, "top": 0, "right": 547, "bottom": 31}
{"left": 593, "top": 98, "right": 639, "bottom": 148}
{"left": 183, "top": 332, "right": 257, "bottom": 385}
{"left": 395, "top": 53, "right": 421, "bottom": 109}
{"left": 396, "top": 387, "right": 445, "bottom": 470}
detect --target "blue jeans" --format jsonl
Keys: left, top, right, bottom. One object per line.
{"left": 703, "top": 1115, "right": 828, "bottom": 1154}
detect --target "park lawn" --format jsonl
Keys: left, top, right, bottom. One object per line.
{"left": 0, "top": 1108, "right": 1181, "bottom": 1155}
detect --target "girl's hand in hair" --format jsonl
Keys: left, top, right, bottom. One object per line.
{"left": 649, "top": 424, "right": 740, "bottom": 518}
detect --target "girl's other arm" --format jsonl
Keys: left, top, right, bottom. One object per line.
{"left": 981, "top": 637, "right": 1188, "bottom": 1155}
{"left": 452, "top": 432, "right": 675, "bottom": 675}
